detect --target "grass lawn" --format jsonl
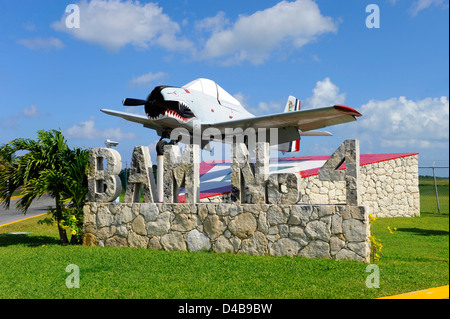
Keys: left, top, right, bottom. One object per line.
{"left": 419, "top": 177, "right": 449, "bottom": 214}
{"left": 0, "top": 177, "right": 448, "bottom": 299}
{"left": 0, "top": 208, "right": 448, "bottom": 299}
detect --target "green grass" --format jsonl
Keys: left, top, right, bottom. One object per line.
{"left": 0, "top": 209, "right": 448, "bottom": 299}
{"left": 419, "top": 177, "right": 449, "bottom": 214}
{"left": 370, "top": 213, "right": 448, "bottom": 290}
{"left": 1, "top": 178, "right": 448, "bottom": 299}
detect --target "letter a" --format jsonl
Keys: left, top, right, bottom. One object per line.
{"left": 125, "top": 146, "right": 157, "bottom": 203}
{"left": 365, "top": 264, "right": 380, "bottom": 288}
{"left": 366, "top": 4, "right": 380, "bottom": 29}
{"left": 65, "top": 264, "right": 80, "bottom": 288}
{"left": 65, "top": 4, "right": 80, "bottom": 29}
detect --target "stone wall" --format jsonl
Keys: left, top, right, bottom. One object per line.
{"left": 201, "top": 154, "right": 420, "bottom": 218}
{"left": 83, "top": 202, "right": 370, "bottom": 262}
{"left": 302, "top": 154, "right": 420, "bottom": 217}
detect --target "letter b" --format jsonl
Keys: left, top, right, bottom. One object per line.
{"left": 88, "top": 148, "right": 122, "bottom": 202}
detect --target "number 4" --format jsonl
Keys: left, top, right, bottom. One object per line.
{"left": 318, "top": 139, "right": 361, "bottom": 206}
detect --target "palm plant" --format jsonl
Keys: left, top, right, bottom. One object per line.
{"left": 0, "top": 130, "right": 89, "bottom": 244}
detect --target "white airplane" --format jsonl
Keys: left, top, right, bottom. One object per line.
{"left": 101, "top": 78, "right": 361, "bottom": 155}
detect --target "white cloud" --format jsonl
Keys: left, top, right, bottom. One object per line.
{"left": 198, "top": 0, "right": 338, "bottom": 65}
{"left": 359, "top": 96, "right": 449, "bottom": 149}
{"left": 17, "top": 37, "right": 64, "bottom": 51}
{"left": 128, "top": 71, "right": 168, "bottom": 88}
{"left": 65, "top": 117, "right": 137, "bottom": 141}
{"left": 52, "top": 0, "right": 193, "bottom": 52}
{"left": 304, "top": 77, "right": 346, "bottom": 109}
{"left": 253, "top": 101, "right": 284, "bottom": 115}
{"left": 50, "top": 0, "right": 338, "bottom": 65}
{"left": 1, "top": 105, "right": 41, "bottom": 129}
{"left": 380, "top": 138, "right": 449, "bottom": 149}
{"left": 298, "top": 79, "right": 449, "bottom": 152}
{"left": 311, "top": 54, "right": 321, "bottom": 62}
{"left": 232, "top": 92, "right": 249, "bottom": 107}
{"left": 0, "top": 114, "right": 19, "bottom": 129}
{"left": 22, "top": 104, "right": 40, "bottom": 118}
{"left": 311, "top": 141, "right": 336, "bottom": 156}
{"left": 234, "top": 77, "right": 344, "bottom": 116}
{"left": 195, "top": 11, "right": 230, "bottom": 33}
{"left": 391, "top": 0, "right": 449, "bottom": 15}
{"left": 410, "top": 0, "right": 448, "bottom": 16}
{"left": 233, "top": 92, "right": 284, "bottom": 115}
{"left": 23, "top": 22, "right": 36, "bottom": 31}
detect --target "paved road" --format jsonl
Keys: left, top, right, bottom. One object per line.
{"left": 0, "top": 194, "right": 54, "bottom": 227}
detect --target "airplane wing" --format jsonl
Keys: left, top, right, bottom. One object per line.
{"left": 203, "top": 105, "right": 361, "bottom": 144}
{"left": 100, "top": 109, "right": 192, "bottom": 136}
{"left": 101, "top": 104, "right": 360, "bottom": 145}
{"left": 101, "top": 109, "right": 152, "bottom": 126}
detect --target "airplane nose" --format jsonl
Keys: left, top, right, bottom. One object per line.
{"left": 145, "top": 100, "right": 165, "bottom": 118}
{"left": 145, "top": 86, "right": 196, "bottom": 120}
{"left": 147, "top": 86, "right": 170, "bottom": 103}
{"left": 146, "top": 86, "right": 175, "bottom": 118}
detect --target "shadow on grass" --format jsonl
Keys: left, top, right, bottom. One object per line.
{"left": 0, "top": 233, "right": 60, "bottom": 247}
{"left": 397, "top": 227, "right": 449, "bottom": 237}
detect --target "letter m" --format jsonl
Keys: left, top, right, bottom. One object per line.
{"left": 230, "top": 142, "right": 268, "bottom": 204}
{"left": 163, "top": 144, "right": 200, "bottom": 203}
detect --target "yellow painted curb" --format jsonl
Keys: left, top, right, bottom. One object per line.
{"left": 378, "top": 285, "right": 449, "bottom": 299}
{"left": 0, "top": 212, "right": 48, "bottom": 228}
{"left": 0, "top": 195, "right": 23, "bottom": 201}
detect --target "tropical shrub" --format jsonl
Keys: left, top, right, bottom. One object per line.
{"left": 0, "top": 130, "right": 88, "bottom": 244}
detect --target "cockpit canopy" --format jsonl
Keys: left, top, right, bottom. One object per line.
{"left": 183, "top": 78, "right": 242, "bottom": 107}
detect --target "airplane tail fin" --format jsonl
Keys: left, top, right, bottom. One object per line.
{"left": 284, "top": 95, "right": 301, "bottom": 113}
{"left": 278, "top": 96, "right": 301, "bottom": 154}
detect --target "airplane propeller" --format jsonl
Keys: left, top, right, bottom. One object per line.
{"left": 121, "top": 86, "right": 196, "bottom": 120}
{"left": 122, "top": 98, "right": 147, "bottom": 106}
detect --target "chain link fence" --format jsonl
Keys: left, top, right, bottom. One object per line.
{"left": 419, "top": 161, "right": 449, "bottom": 215}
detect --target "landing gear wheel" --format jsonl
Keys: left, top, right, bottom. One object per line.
{"left": 156, "top": 139, "right": 168, "bottom": 156}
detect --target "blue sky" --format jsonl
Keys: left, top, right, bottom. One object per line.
{"left": 0, "top": 0, "right": 448, "bottom": 169}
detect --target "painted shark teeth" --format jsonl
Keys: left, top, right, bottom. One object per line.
{"left": 163, "top": 109, "right": 189, "bottom": 123}
{"left": 146, "top": 112, "right": 164, "bottom": 120}
{"left": 146, "top": 109, "right": 194, "bottom": 123}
